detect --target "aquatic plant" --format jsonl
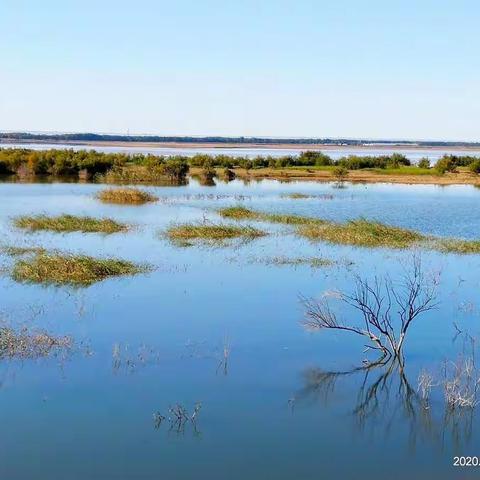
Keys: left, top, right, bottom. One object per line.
{"left": 1, "top": 245, "right": 46, "bottom": 256}
{"left": 166, "top": 222, "right": 266, "bottom": 246}
{"left": 0, "top": 325, "right": 72, "bottom": 359}
{"left": 218, "top": 206, "right": 320, "bottom": 226}
{"left": 220, "top": 207, "right": 480, "bottom": 253}
{"left": 12, "top": 252, "right": 145, "bottom": 286}
{"left": 14, "top": 214, "right": 128, "bottom": 234}
{"left": 298, "top": 218, "right": 424, "bottom": 249}
{"left": 302, "top": 256, "right": 438, "bottom": 363}
{"left": 96, "top": 187, "right": 158, "bottom": 204}
{"left": 443, "top": 356, "right": 480, "bottom": 409}
{"left": 153, "top": 403, "right": 202, "bottom": 434}
{"left": 218, "top": 206, "right": 257, "bottom": 220}
{"left": 281, "top": 193, "right": 313, "bottom": 199}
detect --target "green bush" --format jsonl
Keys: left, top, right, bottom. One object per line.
{"left": 435, "top": 156, "right": 457, "bottom": 174}
{"left": 469, "top": 159, "right": 480, "bottom": 174}
{"left": 417, "top": 158, "right": 430, "bottom": 169}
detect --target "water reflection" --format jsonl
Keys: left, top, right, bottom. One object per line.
{"left": 297, "top": 360, "right": 476, "bottom": 451}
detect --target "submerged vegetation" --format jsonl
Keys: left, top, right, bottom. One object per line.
{"left": 0, "top": 325, "right": 73, "bottom": 359}
{"left": 1, "top": 245, "right": 46, "bottom": 256}
{"left": 166, "top": 222, "right": 266, "bottom": 246}
{"left": 14, "top": 214, "right": 128, "bottom": 234}
{"left": 254, "top": 256, "right": 334, "bottom": 268}
{"left": 281, "top": 193, "right": 314, "bottom": 199}
{"left": 12, "top": 252, "right": 145, "bottom": 286}
{"left": 96, "top": 187, "right": 158, "bottom": 205}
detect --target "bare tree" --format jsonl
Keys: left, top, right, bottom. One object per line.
{"left": 302, "top": 256, "right": 439, "bottom": 364}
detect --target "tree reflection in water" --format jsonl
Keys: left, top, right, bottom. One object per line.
{"left": 297, "top": 359, "right": 476, "bottom": 451}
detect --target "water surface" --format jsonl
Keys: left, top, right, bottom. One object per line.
{"left": 0, "top": 179, "right": 479, "bottom": 479}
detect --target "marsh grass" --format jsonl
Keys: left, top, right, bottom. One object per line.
{"left": 166, "top": 222, "right": 266, "bottom": 246}
{"left": 1, "top": 246, "right": 46, "bottom": 256}
{"left": 298, "top": 218, "right": 425, "bottom": 249}
{"left": 219, "top": 206, "right": 480, "bottom": 253}
{"left": 218, "top": 206, "right": 257, "bottom": 220}
{"left": 14, "top": 214, "right": 128, "bottom": 234}
{"left": 12, "top": 252, "right": 145, "bottom": 286}
{"left": 218, "top": 206, "right": 321, "bottom": 226}
{"left": 433, "top": 238, "right": 480, "bottom": 254}
{"left": 0, "top": 326, "right": 72, "bottom": 359}
{"left": 97, "top": 187, "right": 158, "bottom": 205}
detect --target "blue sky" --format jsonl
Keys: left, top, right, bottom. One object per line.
{"left": 1, "top": 0, "right": 479, "bottom": 140}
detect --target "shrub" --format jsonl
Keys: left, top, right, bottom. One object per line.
{"left": 298, "top": 151, "right": 332, "bottom": 166}
{"left": 435, "top": 156, "right": 457, "bottom": 174}
{"left": 333, "top": 166, "right": 349, "bottom": 181}
{"left": 469, "top": 159, "right": 480, "bottom": 174}
{"left": 417, "top": 158, "right": 430, "bottom": 169}
{"left": 158, "top": 157, "right": 189, "bottom": 183}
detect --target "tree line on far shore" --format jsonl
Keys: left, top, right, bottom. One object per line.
{"left": 1, "top": 148, "right": 479, "bottom": 181}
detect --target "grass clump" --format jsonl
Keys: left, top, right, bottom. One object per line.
{"left": 1, "top": 246, "right": 46, "bottom": 256}
{"left": 298, "top": 218, "right": 424, "bottom": 249}
{"left": 433, "top": 238, "right": 480, "bottom": 254}
{"left": 218, "top": 206, "right": 257, "bottom": 219}
{"left": 14, "top": 214, "right": 128, "bottom": 234}
{"left": 12, "top": 253, "right": 145, "bottom": 286}
{"left": 166, "top": 223, "right": 266, "bottom": 246}
{"left": 219, "top": 206, "right": 480, "bottom": 254}
{"left": 97, "top": 187, "right": 158, "bottom": 205}
{"left": 218, "top": 206, "right": 321, "bottom": 226}
{"left": 0, "top": 326, "right": 72, "bottom": 359}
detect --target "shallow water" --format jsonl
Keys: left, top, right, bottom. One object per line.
{"left": 2, "top": 141, "right": 480, "bottom": 162}
{"left": 1, "top": 179, "right": 479, "bottom": 479}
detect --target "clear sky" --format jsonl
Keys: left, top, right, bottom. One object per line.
{"left": 1, "top": 0, "right": 479, "bottom": 140}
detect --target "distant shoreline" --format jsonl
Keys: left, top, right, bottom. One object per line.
{"left": 4, "top": 139, "right": 480, "bottom": 153}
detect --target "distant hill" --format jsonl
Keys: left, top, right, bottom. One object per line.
{"left": 0, "top": 131, "right": 479, "bottom": 147}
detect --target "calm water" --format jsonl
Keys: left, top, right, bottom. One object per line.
{"left": 2, "top": 141, "right": 480, "bottom": 162}
{"left": 1, "top": 179, "right": 480, "bottom": 479}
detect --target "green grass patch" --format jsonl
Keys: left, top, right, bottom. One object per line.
{"left": 166, "top": 222, "right": 266, "bottom": 246}
{"left": 433, "top": 238, "right": 480, "bottom": 254}
{"left": 218, "top": 206, "right": 321, "bottom": 226}
{"left": 298, "top": 219, "right": 424, "bottom": 249}
{"left": 366, "top": 167, "right": 438, "bottom": 176}
{"left": 217, "top": 206, "right": 257, "bottom": 220}
{"left": 14, "top": 214, "right": 128, "bottom": 234}
{"left": 12, "top": 253, "right": 145, "bottom": 286}
{"left": 96, "top": 187, "right": 158, "bottom": 205}
{"left": 219, "top": 206, "right": 480, "bottom": 254}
